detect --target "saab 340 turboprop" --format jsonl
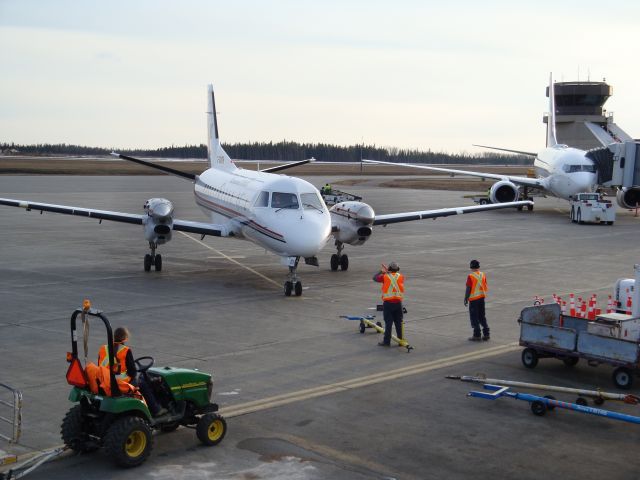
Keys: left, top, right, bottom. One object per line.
{"left": 0, "top": 85, "right": 531, "bottom": 296}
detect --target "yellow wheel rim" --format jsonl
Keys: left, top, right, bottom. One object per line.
{"left": 125, "top": 430, "right": 147, "bottom": 458}
{"left": 207, "top": 419, "right": 224, "bottom": 442}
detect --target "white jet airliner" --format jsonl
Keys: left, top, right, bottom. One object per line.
{"left": 0, "top": 85, "right": 531, "bottom": 296}
{"left": 364, "top": 74, "right": 640, "bottom": 212}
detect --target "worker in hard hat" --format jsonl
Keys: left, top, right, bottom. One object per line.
{"left": 373, "top": 261, "right": 405, "bottom": 346}
{"left": 464, "top": 259, "right": 490, "bottom": 341}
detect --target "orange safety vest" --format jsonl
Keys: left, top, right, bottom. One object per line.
{"left": 468, "top": 271, "right": 488, "bottom": 301}
{"left": 98, "top": 343, "right": 131, "bottom": 382}
{"left": 382, "top": 272, "right": 405, "bottom": 302}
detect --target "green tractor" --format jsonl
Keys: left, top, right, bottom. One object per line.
{"left": 62, "top": 301, "right": 227, "bottom": 467}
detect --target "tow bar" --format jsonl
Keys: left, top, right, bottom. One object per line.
{"left": 341, "top": 315, "right": 413, "bottom": 352}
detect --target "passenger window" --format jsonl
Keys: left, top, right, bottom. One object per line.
{"left": 255, "top": 191, "right": 269, "bottom": 207}
{"left": 271, "top": 192, "right": 299, "bottom": 209}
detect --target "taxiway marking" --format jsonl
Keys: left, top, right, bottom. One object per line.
{"left": 178, "top": 232, "right": 280, "bottom": 288}
{"left": 221, "top": 342, "right": 519, "bottom": 417}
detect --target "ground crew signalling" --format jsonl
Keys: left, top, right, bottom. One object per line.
{"left": 464, "top": 259, "right": 490, "bottom": 341}
{"left": 373, "top": 261, "right": 405, "bottom": 346}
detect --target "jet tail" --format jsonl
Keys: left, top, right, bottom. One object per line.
{"left": 207, "top": 85, "right": 237, "bottom": 171}
{"left": 547, "top": 73, "right": 558, "bottom": 147}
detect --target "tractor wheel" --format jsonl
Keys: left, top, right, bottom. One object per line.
{"left": 104, "top": 416, "right": 153, "bottom": 468}
{"left": 521, "top": 348, "right": 539, "bottom": 369}
{"left": 577, "top": 209, "right": 583, "bottom": 225}
{"left": 196, "top": 413, "right": 227, "bottom": 446}
{"left": 330, "top": 254, "right": 339, "bottom": 271}
{"left": 570, "top": 207, "right": 576, "bottom": 223}
{"left": 61, "top": 405, "right": 97, "bottom": 453}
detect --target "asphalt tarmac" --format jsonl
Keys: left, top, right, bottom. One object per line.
{"left": 1, "top": 175, "right": 639, "bottom": 479}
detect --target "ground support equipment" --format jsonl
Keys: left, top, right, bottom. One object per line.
{"left": 0, "top": 447, "right": 67, "bottom": 480}
{"left": 468, "top": 384, "right": 640, "bottom": 424}
{"left": 341, "top": 315, "right": 413, "bottom": 352}
{"left": 447, "top": 374, "right": 640, "bottom": 406}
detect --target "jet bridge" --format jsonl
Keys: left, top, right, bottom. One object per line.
{"left": 588, "top": 141, "right": 640, "bottom": 188}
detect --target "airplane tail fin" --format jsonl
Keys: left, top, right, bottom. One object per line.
{"left": 207, "top": 85, "right": 237, "bottom": 171}
{"left": 547, "top": 73, "right": 558, "bottom": 147}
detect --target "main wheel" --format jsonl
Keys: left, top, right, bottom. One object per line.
{"left": 284, "top": 281, "right": 293, "bottom": 297}
{"left": 613, "top": 367, "right": 633, "bottom": 390}
{"left": 479, "top": 198, "right": 488, "bottom": 205}
{"left": 339, "top": 254, "right": 349, "bottom": 271}
{"left": 104, "top": 416, "right": 153, "bottom": 468}
{"left": 196, "top": 413, "right": 227, "bottom": 446}
{"left": 294, "top": 281, "right": 302, "bottom": 296}
{"left": 330, "top": 254, "right": 339, "bottom": 271}
{"left": 527, "top": 203, "right": 534, "bottom": 211}
{"left": 563, "top": 356, "right": 579, "bottom": 367}
{"left": 61, "top": 405, "right": 97, "bottom": 453}
{"left": 144, "top": 254, "right": 152, "bottom": 272}
{"left": 154, "top": 254, "right": 162, "bottom": 272}
{"left": 531, "top": 400, "right": 547, "bottom": 416}
{"left": 521, "top": 348, "right": 539, "bottom": 369}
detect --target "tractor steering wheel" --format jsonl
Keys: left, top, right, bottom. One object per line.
{"left": 134, "top": 356, "right": 155, "bottom": 373}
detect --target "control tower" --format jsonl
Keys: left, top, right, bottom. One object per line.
{"left": 543, "top": 80, "right": 632, "bottom": 149}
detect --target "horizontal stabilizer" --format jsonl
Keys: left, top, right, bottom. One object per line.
{"left": 260, "top": 158, "right": 315, "bottom": 174}
{"left": 111, "top": 153, "right": 197, "bottom": 181}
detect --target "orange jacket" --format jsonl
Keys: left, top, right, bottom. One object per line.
{"left": 381, "top": 272, "right": 405, "bottom": 302}
{"left": 98, "top": 343, "right": 132, "bottom": 382}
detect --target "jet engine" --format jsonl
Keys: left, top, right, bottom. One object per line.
{"left": 329, "top": 201, "right": 374, "bottom": 246}
{"left": 143, "top": 198, "right": 174, "bottom": 245}
{"left": 489, "top": 180, "right": 519, "bottom": 203}
{"left": 616, "top": 187, "right": 640, "bottom": 209}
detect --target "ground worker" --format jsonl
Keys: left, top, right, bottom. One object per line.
{"left": 464, "top": 259, "right": 490, "bottom": 341}
{"left": 373, "top": 261, "right": 405, "bottom": 346}
{"left": 322, "top": 183, "right": 332, "bottom": 194}
{"left": 98, "top": 327, "right": 167, "bottom": 416}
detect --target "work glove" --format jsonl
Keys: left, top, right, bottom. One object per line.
{"left": 464, "top": 299, "right": 468, "bottom": 307}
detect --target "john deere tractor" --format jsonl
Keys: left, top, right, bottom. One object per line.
{"left": 62, "top": 301, "right": 227, "bottom": 467}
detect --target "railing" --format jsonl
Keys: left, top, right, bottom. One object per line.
{"left": 0, "top": 382, "right": 22, "bottom": 444}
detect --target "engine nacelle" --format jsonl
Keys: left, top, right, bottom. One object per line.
{"left": 329, "top": 201, "right": 374, "bottom": 246}
{"left": 489, "top": 180, "right": 519, "bottom": 203}
{"left": 143, "top": 198, "right": 174, "bottom": 244}
{"left": 616, "top": 187, "right": 640, "bottom": 209}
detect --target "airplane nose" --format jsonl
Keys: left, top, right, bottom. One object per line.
{"left": 285, "top": 215, "right": 332, "bottom": 257}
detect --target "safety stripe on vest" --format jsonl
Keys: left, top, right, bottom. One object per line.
{"left": 469, "top": 271, "right": 486, "bottom": 300}
{"left": 383, "top": 273, "right": 404, "bottom": 300}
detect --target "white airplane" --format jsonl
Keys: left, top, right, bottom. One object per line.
{"left": 0, "top": 85, "right": 531, "bottom": 296}
{"left": 364, "top": 74, "right": 637, "bottom": 211}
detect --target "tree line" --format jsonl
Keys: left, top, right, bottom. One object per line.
{"left": 0, "top": 141, "right": 531, "bottom": 165}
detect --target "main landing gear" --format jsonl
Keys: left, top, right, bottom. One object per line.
{"left": 284, "top": 256, "right": 302, "bottom": 297}
{"left": 330, "top": 241, "right": 349, "bottom": 271}
{"left": 143, "top": 241, "right": 162, "bottom": 272}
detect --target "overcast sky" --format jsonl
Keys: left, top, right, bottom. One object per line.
{"left": 1, "top": 0, "right": 638, "bottom": 154}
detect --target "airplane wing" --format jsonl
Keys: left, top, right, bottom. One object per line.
{"left": 362, "top": 159, "right": 546, "bottom": 190}
{"left": 373, "top": 200, "right": 533, "bottom": 226}
{"left": 0, "top": 198, "right": 226, "bottom": 237}
{"left": 260, "top": 158, "right": 315, "bottom": 173}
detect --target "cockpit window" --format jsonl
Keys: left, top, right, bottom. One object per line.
{"left": 563, "top": 164, "right": 596, "bottom": 173}
{"left": 301, "top": 192, "right": 324, "bottom": 211}
{"left": 271, "top": 192, "right": 299, "bottom": 209}
{"left": 255, "top": 191, "right": 269, "bottom": 207}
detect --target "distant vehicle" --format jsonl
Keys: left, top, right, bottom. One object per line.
{"left": 319, "top": 188, "right": 362, "bottom": 206}
{"left": 569, "top": 192, "right": 615, "bottom": 225}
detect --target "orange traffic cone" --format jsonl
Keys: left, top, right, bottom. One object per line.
{"left": 569, "top": 293, "right": 576, "bottom": 317}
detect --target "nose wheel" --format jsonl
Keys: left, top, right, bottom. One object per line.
{"left": 330, "top": 241, "right": 349, "bottom": 271}
{"left": 144, "top": 242, "right": 162, "bottom": 272}
{"left": 284, "top": 257, "right": 302, "bottom": 296}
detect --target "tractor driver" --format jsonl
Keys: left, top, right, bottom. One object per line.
{"left": 98, "top": 327, "right": 168, "bottom": 416}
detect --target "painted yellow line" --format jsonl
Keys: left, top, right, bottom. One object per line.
{"left": 220, "top": 342, "right": 519, "bottom": 417}
{"left": 178, "top": 231, "right": 280, "bottom": 288}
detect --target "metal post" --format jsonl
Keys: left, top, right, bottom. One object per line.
{"left": 633, "top": 263, "right": 640, "bottom": 318}
{"left": 0, "top": 382, "right": 22, "bottom": 444}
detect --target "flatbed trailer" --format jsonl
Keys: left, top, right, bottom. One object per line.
{"left": 518, "top": 303, "right": 640, "bottom": 389}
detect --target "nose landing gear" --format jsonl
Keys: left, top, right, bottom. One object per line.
{"left": 330, "top": 241, "right": 349, "bottom": 271}
{"left": 143, "top": 242, "right": 162, "bottom": 272}
{"left": 284, "top": 256, "right": 302, "bottom": 297}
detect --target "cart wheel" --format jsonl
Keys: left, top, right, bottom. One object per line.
{"left": 543, "top": 395, "right": 556, "bottom": 411}
{"left": 612, "top": 367, "right": 633, "bottom": 390}
{"left": 593, "top": 397, "right": 605, "bottom": 406}
{"left": 531, "top": 400, "right": 547, "bottom": 416}
{"left": 575, "top": 397, "right": 588, "bottom": 406}
{"left": 521, "top": 348, "right": 539, "bottom": 369}
{"left": 563, "top": 357, "right": 579, "bottom": 367}
{"left": 376, "top": 321, "right": 382, "bottom": 328}
{"left": 359, "top": 322, "right": 366, "bottom": 334}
